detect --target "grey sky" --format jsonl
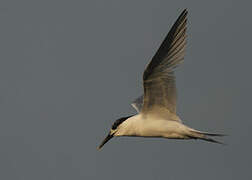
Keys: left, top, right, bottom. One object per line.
{"left": 0, "top": 0, "right": 251, "bottom": 179}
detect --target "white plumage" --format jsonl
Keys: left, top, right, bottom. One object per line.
{"left": 98, "top": 9, "right": 224, "bottom": 150}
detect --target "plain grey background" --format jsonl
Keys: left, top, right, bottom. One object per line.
{"left": 0, "top": 0, "right": 251, "bottom": 179}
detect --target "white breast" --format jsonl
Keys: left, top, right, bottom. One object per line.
{"left": 114, "top": 114, "right": 187, "bottom": 138}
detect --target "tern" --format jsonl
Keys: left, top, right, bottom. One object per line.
{"left": 98, "top": 9, "right": 224, "bottom": 150}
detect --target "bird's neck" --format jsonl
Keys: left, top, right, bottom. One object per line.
{"left": 114, "top": 114, "right": 143, "bottom": 137}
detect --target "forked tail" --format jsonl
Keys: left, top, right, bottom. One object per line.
{"left": 188, "top": 130, "right": 226, "bottom": 145}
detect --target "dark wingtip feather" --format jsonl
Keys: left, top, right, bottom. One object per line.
{"left": 177, "top": 9, "right": 188, "bottom": 23}
{"left": 181, "top": 9, "right": 188, "bottom": 17}
{"left": 143, "top": 9, "right": 188, "bottom": 80}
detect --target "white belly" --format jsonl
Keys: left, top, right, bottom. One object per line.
{"left": 139, "top": 119, "right": 187, "bottom": 138}
{"left": 116, "top": 114, "right": 189, "bottom": 139}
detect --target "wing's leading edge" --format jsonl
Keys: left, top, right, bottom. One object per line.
{"left": 142, "top": 9, "right": 188, "bottom": 115}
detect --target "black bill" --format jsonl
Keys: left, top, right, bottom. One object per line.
{"left": 97, "top": 133, "right": 114, "bottom": 150}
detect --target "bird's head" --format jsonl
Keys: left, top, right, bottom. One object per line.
{"left": 97, "top": 116, "right": 133, "bottom": 150}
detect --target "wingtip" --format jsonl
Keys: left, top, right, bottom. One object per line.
{"left": 181, "top": 9, "right": 188, "bottom": 18}
{"left": 180, "top": 8, "right": 187, "bottom": 15}
{"left": 173, "top": 9, "right": 188, "bottom": 28}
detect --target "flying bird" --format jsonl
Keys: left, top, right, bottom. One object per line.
{"left": 98, "top": 9, "right": 224, "bottom": 150}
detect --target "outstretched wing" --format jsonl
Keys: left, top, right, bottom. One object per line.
{"left": 142, "top": 9, "right": 188, "bottom": 115}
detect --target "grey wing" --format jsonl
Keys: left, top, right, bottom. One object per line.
{"left": 142, "top": 9, "right": 187, "bottom": 115}
{"left": 131, "top": 95, "right": 143, "bottom": 113}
